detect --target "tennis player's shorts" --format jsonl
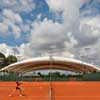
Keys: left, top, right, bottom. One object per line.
{"left": 16, "top": 87, "right": 20, "bottom": 90}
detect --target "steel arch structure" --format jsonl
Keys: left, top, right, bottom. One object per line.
{"left": 0, "top": 56, "right": 100, "bottom": 73}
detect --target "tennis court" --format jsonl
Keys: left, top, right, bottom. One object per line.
{"left": 0, "top": 82, "right": 100, "bottom": 100}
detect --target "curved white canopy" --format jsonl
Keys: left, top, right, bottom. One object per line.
{"left": 0, "top": 56, "right": 100, "bottom": 73}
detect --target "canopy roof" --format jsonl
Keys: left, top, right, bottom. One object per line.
{"left": 0, "top": 56, "right": 100, "bottom": 73}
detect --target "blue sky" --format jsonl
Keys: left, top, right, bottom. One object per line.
{"left": 0, "top": 0, "right": 49, "bottom": 46}
{"left": 0, "top": 0, "right": 63, "bottom": 46}
{"left": 0, "top": 0, "right": 100, "bottom": 65}
{"left": 0, "top": 0, "right": 100, "bottom": 46}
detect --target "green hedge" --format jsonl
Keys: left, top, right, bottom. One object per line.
{"left": 0, "top": 72, "right": 100, "bottom": 81}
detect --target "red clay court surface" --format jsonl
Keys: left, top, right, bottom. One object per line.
{"left": 0, "top": 82, "right": 100, "bottom": 100}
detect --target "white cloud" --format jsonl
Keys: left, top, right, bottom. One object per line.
{"left": 24, "top": 16, "right": 77, "bottom": 57}
{"left": 46, "top": 0, "right": 64, "bottom": 12}
{"left": 0, "top": 0, "right": 35, "bottom": 38}
{"left": 11, "top": 24, "right": 21, "bottom": 38}
{"left": 46, "top": 0, "right": 82, "bottom": 12}
{"left": 0, "top": 0, "right": 100, "bottom": 66}
{"left": 0, "top": 43, "right": 29, "bottom": 60}
{"left": 23, "top": 0, "right": 81, "bottom": 57}
{"left": 75, "top": 15, "right": 100, "bottom": 65}
{"left": 76, "top": 39, "right": 100, "bottom": 66}
{"left": 46, "top": 0, "right": 81, "bottom": 27}
{"left": 0, "top": 21, "right": 8, "bottom": 34}
{"left": 0, "top": 9, "right": 25, "bottom": 38}
{"left": 3, "top": 9, "right": 23, "bottom": 23}
{"left": 0, "top": 43, "right": 18, "bottom": 57}
{"left": 0, "top": 0, "right": 35, "bottom": 13}
{"left": 80, "top": 16, "right": 100, "bottom": 38}
{"left": 22, "top": 0, "right": 100, "bottom": 65}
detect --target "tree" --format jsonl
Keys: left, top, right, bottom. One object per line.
{"left": 37, "top": 72, "right": 42, "bottom": 77}
{"left": 6, "top": 55, "right": 17, "bottom": 65}
{"left": 0, "top": 52, "right": 6, "bottom": 68}
{"left": 54, "top": 72, "right": 61, "bottom": 77}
